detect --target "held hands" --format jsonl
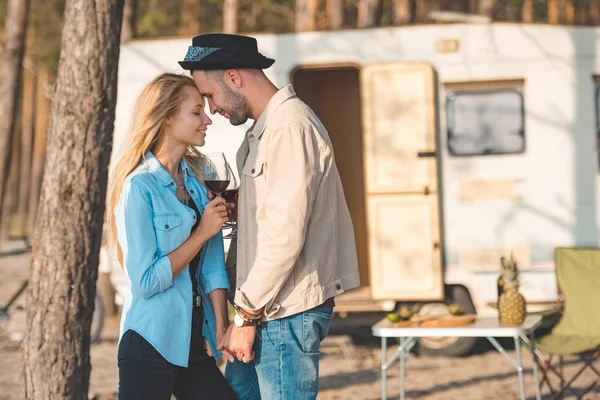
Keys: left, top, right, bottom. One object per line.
{"left": 216, "top": 323, "right": 235, "bottom": 363}
{"left": 194, "top": 197, "right": 229, "bottom": 240}
{"left": 218, "top": 324, "right": 256, "bottom": 363}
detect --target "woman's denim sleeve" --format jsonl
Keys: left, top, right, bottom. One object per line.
{"left": 199, "top": 225, "right": 230, "bottom": 294}
{"left": 116, "top": 180, "right": 173, "bottom": 299}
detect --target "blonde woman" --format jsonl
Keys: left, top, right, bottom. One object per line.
{"left": 108, "top": 73, "right": 236, "bottom": 399}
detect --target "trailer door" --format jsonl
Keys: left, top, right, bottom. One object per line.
{"left": 361, "top": 62, "right": 443, "bottom": 300}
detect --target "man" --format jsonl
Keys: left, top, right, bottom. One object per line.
{"left": 178, "top": 33, "right": 360, "bottom": 400}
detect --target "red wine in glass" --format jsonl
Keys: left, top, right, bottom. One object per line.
{"left": 222, "top": 189, "right": 238, "bottom": 203}
{"left": 205, "top": 180, "right": 230, "bottom": 196}
{"left": 202, "top": 153, "right": 232, "bottom": 197}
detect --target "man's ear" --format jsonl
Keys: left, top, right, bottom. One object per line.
{"left": 224, "top": 69, "right": 243, "bottom": 89}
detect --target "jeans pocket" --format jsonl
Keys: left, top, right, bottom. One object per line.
{"left": 301, "top": 309, "right": 333, "bottom": 354}
{"left": 304, "top": 306, "right": 334, "bottom": 320}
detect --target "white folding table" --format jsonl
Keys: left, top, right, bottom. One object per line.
{"left": 372, "top": 315, "right": 543, "bottom": 400}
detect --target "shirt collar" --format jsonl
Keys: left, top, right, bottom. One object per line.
{"left": 144, "top": 151, "right": 193, "bottom": 187}
{"left": 249, "top": 84, "right": 297, "bottom": 140}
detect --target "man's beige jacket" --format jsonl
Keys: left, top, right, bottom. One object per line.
{"left": 228, "top": 84, "right": 360, "bottom": 321}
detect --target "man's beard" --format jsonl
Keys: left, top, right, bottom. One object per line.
{"left": 222, "top": 84, "right": 252, "bottom": 126}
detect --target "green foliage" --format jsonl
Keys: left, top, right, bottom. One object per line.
{"left": 138, "top": 9, "right": 176, "bottom": 37}
{"left": 0, "top": 0, "right": 8, "bottom": 29}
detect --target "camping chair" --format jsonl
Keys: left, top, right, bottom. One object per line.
{"left": 532, "top": 247, "right": 600, "bottom": 399}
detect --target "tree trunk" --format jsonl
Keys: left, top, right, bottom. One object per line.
{"left": 589, "top": 0, "right": 600, "bottom": 24}
{"left": 564, "top": 0, "right": 575, "bottom": 24}
{"left": 179, "top": 0, "right": 201, "bottom": 36}
{"left": 327, "top": 0, "right": 343, "bottom": 29}
{"left": 479, "top": 0, "right": 494, "bottom": 18}
{"left": 296, "top": 0, "right": 318, "bottom": 31}
{"left": 17, "top": 67, "right": 36, "bottom": 239}
{"left": 121, "top": 0, "right": 136, "bottom": 42}
{"left": 223, "top": 0, "right": 238, "bottom": 34}
{"left": 522, "top": 0, "right": 533, "bottom": 22}
{"left": 27, "top": 68, "right": 49, "bottom": 237}
{"left": 416, "top": 0, "right": 436, "bottom": 22}
{"left": 0, "top": 0, "right": 31, "bottom": 236}
{"left": 357, "top": 0, "right": 379, "bottom": 29}
{"left": 3, "top": 121, "right": 20, "bottom": 240}
{"left": 548, "top": 0, "right": 559, "bottom": 23}
{"left": 392, "top": 0, "right": 411, "bottom": 25}
{"left": 22, "top": 0, "right": 124, "bottom": 398}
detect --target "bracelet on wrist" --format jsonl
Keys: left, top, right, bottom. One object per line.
{"left": 233, "top": 304, "right": 262, "bottom": 321}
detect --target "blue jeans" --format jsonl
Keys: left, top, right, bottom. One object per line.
{"left": 224, "top": 306, "right": 333, "bottom": 400}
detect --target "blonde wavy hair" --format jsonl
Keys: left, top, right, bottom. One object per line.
{"left": 108, "top": 72, "right": 205, "bottom": 265}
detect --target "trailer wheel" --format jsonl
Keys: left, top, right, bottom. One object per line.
{"left": 418, "top": 285, "right": 477, "bottom": 357}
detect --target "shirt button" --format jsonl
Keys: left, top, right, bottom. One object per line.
{"left": 164, "top": 224, "right": 169, "bottom": 229}
{"left": 251, "top": 168, "right": 255, "bottom": 173}
{"left": 205, "top": 320, "right": 209, "bottom": 324}
{"left": 336, "top": 284, "right": 341, "bottom": 290}
{"left": 190, "top": 190, "right": 194, "bottom": 194}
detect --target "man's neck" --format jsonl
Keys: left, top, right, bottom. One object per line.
{"left": 248, "top": 81, "right": 279, "bottom": 121}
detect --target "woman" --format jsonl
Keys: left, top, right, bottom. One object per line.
{"left": 108, "top": 73, "right": 236, "bottom": 399}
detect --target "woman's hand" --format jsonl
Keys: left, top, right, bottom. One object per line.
{"left": 216, "top": 323, "right": 234, "bottom": 362}
{"left": 194, "top": 197, "right": 229, "bottom": 241}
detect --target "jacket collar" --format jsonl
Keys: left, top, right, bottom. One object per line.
{"left": 249, "top": 84, "right": 296, "bottom": 141}
{"left": 143, "top": 151, "right": 193, "bottom": 187}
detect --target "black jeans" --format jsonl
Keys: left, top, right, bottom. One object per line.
{"left": 118, "top": 309, "right": 236, "bottom": 400}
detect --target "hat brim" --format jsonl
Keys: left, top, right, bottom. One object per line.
{"left": 178, "top": 58, "right": 275, "bottom": 71}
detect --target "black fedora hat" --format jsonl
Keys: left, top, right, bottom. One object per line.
{"left": 178, "top": 33, "right": 275, "bottom": 71}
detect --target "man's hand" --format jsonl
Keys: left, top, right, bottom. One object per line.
{"left": 218, "top": 324, "right": 256, "bottom": 363}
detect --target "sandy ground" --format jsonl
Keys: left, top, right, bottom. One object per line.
{"left": 1, "top": 248, "right": 599, "bottom": 400}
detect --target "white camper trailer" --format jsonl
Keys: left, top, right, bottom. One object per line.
{"left": 104, "top": 23, "right": 600, "bottom": 356}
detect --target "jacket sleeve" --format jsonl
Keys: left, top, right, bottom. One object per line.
{"left": 234, "top": 123, "right": 325, "bottom": 311}
{"left": 198, "top": 230, "right": 230, "bottom": 294}
{"left": 115, "top": 180, "right": 173, "bottom": 299}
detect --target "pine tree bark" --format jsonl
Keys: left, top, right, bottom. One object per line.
{"left": 17, "top": 67, "right": 36, "bottom": 239}
{"left": 327, "top": 0, "right": 343, "bottom": 29}
{"left": 522, "top": 0, "right": 533, "bottom": 22}
{"left": 564, "top": 0, "right": 575, "bottom": 24}
{"left": 296, "top": 0, "right": 318, "bottom": 31}
{"left": 3, "top": 122, "right": 20, "bottom": 239}
{"left": 416, "top": 0, "right": 436, "bottom": 22}
{"left": 223, "top": 0, "right": 238, "bottom": 34}
{"left": 121, "top": 0, "right": 136, "bottom": 42}
{"left": 357, "top": 0, "right": 379, "bottom": 28}
{"left": 392, "top": 0, "right": 411, "bottom": 25}
{"left": 548, "top": 0, "right": 559, "bottom": 23}
{"left": 590, "top": 0, "right": 600, "bottom": 24}
{"left": 22, "top": 0, "right": 124, "bottom": 398}
{"left": 27, "top": 68, "right": 49, "bottom": 237}
{"left": 0, "top": 0, "right": 31, "bottom": 235}
{"left": 479, "top": 0, "right": 494, "bottom": 18}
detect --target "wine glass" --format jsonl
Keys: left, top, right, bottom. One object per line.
{"left": 202, "top": 153, "right": 237, "bottom": 238}
{"left": 202, "top": 153, "right": 231, "bottom": 198}
{"left": 222, "top": 172, "right": 239, "bottom": 239}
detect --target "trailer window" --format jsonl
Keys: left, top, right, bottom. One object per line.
{"left": 446, "top": 89, "right": 525, "bottom": 156}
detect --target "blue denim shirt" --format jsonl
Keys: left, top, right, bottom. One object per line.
{"left": 115, "top": 151, "right": 229, "bottom": 367}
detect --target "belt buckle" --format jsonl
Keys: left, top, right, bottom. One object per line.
{"left": 194, "top": 295, "right": 202, "bottom": 308}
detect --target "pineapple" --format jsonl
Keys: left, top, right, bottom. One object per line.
{"left": 498, "top": 253, "right": 527, "bottom": 326}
